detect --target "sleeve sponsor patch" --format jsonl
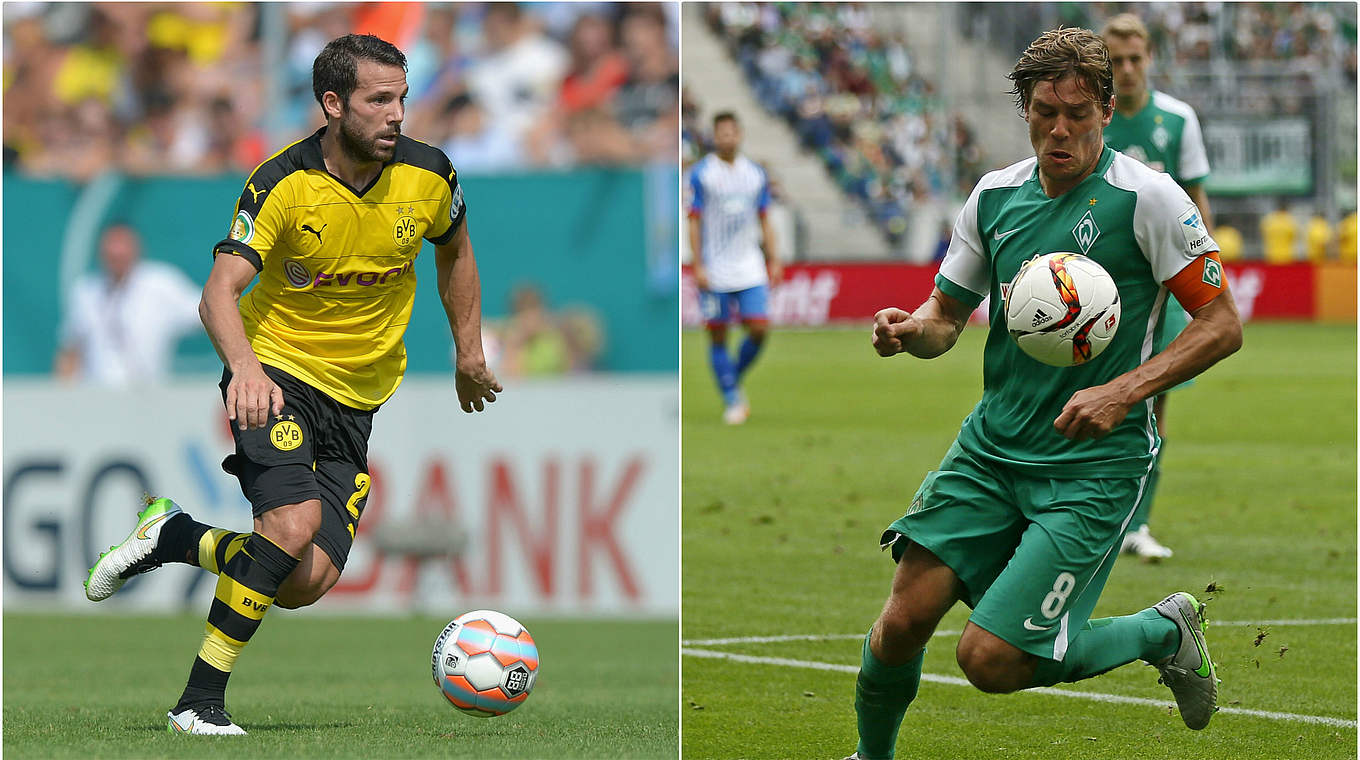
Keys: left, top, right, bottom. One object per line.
{"left": 230, "top": 210, "right": 255, "bottom": 244}
{"left": 1177, "top": 205, "right": 1212, "bottom": 255}
{"left": 450, "top": 184, "right": 465, "bottom": 224}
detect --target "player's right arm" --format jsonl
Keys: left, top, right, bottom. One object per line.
{"left": 687, "top": 166, "right": 708, "bottom": 291}
{"left": 871, "top": 288, "right": 973, "bottom": 358}
{"left": 204, "top": 159, "right": 292, "bottom": 431}
{"left": 874, "top": 172, "right": 989, "bottom": 358}
{"left": 200, "top": 253, "right": 282, "bottom": 430}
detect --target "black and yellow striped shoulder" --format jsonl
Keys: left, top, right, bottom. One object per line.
{"left": 394, "top": 135, "right": 458, "bottom": 189}
{"left": 234, "top": 130, "right": 328, "bottom": 216}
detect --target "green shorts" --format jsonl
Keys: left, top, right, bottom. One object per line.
{"left": 883, "top": 441, "right": 1148, "bottom": 661}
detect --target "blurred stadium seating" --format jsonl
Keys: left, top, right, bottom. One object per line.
{"left": 3, "top": 2, "right": 679, "bottom": 177}
{"left": 684, "top": 2, "right": 1357, "bottom": 264}
{"left": 687, "top": 2, "right": 987, "bottom": 255}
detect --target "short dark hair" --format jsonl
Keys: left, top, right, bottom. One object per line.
{"left": 1007, "top": 27, "right": 1113, "bottom": 115}
{"left": 312, "top": 34, "right": 408, "bottom": 110}
{"left": 713, "top": 111, "right": 739, "bottom": 128}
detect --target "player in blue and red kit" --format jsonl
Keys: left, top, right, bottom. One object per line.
{"left": 687, "top": 111, "right": 782, "bottom": 424}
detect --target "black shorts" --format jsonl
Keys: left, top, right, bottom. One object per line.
{"left": 219, "top": 365, "right": 375, "bottom": 571}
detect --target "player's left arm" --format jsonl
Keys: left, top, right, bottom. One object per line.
{"left": 1055, "top": 282, "right": 1242, "bottom": 441}
{"left": 1055, "top": 175, "right": 1242, "bottom": 441}
{"left": 757, "top": 169, "right": 782, "bottom": 285}
{"left": 759, "top": 213, "right": 781, "bottom": 286}
{"left": 434, "top": 219, "right": 502, "bottom": 413}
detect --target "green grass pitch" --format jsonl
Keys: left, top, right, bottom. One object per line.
{"left": 682, "top": 323, "right": 1356, "bottom": 760}
{"left": 4, "top": 614, "right": 677, "bottom": 758}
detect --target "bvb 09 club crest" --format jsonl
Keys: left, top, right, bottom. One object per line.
{"left": 393, "top": 206, "right": 418, "bottom": 249}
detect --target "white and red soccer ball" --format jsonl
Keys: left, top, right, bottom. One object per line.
{"left": 431, "top": 610, "right": 539, "bottom": 717}
{"left": 1003, "top": 252, "right": 1121, "bottom": 367}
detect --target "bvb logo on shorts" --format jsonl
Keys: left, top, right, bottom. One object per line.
{"left": 269, "top": 418, "right": 304, "bottom": 451}
{"left": 393, "top": 206, "right": 418, "bottom": 249}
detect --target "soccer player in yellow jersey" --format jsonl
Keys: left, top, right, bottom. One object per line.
{"left": 84, "top": 34, "right": 502, "bottom": 735}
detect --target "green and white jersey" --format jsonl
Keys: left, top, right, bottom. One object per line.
{"left": 1103, "top": 90, "right": 1210, "bottom": 187}
{"left": 936, "top": 146, "right": 1217, "bottom": 479}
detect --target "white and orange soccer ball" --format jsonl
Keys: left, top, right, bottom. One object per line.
{"left": 1003, "top": 252, "right": 1121, "bottom": 367}
{"left": 431, "top": 610, "right": 539, "bottom": 717}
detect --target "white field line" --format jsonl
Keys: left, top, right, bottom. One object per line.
{"left": 681, "top": 647, "right": 1358, "bottom": 729}
{"left": 681, "top": 618, "right": 1357, "bottom": 647}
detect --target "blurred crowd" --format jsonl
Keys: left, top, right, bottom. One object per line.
{"left": 692, "top": 1, "right": 988, "bottom": 247}
{"left": 1067, "top": 2, "right": 1356, "bottom": 80}
{"left": 1058, "top": 2, "right": 1358, "bottom": 119}
{"left": 689, "top": 1, "right": 1356, "bottom": 259}
{"left": 3, "top": 1, "right": 678, "bottom": 181}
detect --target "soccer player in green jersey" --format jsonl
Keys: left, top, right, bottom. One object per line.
{"left": 847, "top": 28, "right": 1241, "bottom": 760}
{"left": 1098, "top": 10, "right": 1218, "bottom": 560}
{"left": 1102, "top": 13, "right": 1215, "bottom": 560}
{"left": 84, "top": 34, "right": 501, "bottom": 735}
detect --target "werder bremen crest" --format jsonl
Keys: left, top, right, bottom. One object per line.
{"left": 1202, "top": 256, "right": 1223, "bottom": 288}
{"left": 1072, "top": 210, "right": 1100, "bottom": 254}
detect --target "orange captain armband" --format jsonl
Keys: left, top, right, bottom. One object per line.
{"left": 1163, "top": 251, "right": 1226, "bottom": 312}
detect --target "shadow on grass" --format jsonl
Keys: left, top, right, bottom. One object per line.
{"left": 155, "top": 721, "right": 357, "bottom": 734}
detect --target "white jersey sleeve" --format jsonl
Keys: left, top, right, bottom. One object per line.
{"left": 1178, "top": 105, "right": 1210, "bottom": 185}
{"left": 937, "top": 179, "right": 990, "bottom": 300}
{"left": 1133, "top": 170, "right": 1218, "bottom": 283}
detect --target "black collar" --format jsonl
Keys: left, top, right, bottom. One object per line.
{"left": 303, "top": 125, "right": 398, "bottom": 198}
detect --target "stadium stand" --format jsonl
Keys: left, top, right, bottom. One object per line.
{"left": 685, "top": 2, "right": 1355, "bottom": 261}
{"left": 2, "top": 2, "right": 678, "bottom": 178}
{"left": 693, "top": 2, "right": 990, "bottom": 254}
{"left": 963, "top": 2, "right": 1357, "bottom": 260}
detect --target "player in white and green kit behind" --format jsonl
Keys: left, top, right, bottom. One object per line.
{"left": 848, "top": 28, "right": 1242, "bottom": 760}
{"left": 1101, "top": 13, "right": 1216, "bottom": 560}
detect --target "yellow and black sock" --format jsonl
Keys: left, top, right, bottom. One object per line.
{"left": 154, "top": 516, "right": 249, "bottom": 571}
{"left": 174, "top": 533, "right": 299, "bottom": 710}
{"left": 196, "top": 528, "right": 250, "bottom": 575}
{"left": 153, "top": 514, "right": 209, "bottom": 566}
{"left": 154, "top": 513, "right": 252, "bottom": 573}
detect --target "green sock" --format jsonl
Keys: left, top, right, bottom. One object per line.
{"left": 1030, "top": 608, "right": 1178, "bottom": 687}
{"left": 854, "top": 631, "right": 923, "bottom": 760}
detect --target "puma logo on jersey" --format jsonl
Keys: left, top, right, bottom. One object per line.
{"left": 301, "top": 223, "right": 326, "bottom": 244}
{"left": 248, "top": 183, "right": 266, "bottom": 203}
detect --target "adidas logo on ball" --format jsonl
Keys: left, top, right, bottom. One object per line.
{"left": 1004, "top": 252, "right": 1121, "bottom": 367}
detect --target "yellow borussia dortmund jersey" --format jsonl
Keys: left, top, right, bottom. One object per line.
{"left": 214, "top": 127, "right": 467, "bottom": 410}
